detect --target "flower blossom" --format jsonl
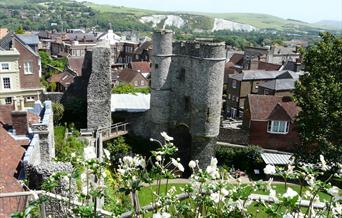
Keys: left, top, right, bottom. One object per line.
{"left": 320, "top": 155, "right": 328, "bottom": 171}
{"left": 264, "top": 165, "right": 276, "bottom": 175}
{"left": 188, "top": 160, "right": 197, "bottom": 169}
{"left": 161, "top": 132, "right": 174, "bottom": 141}
{"left": 152, "top": 212, "right": 171, "bottom": 218}
{"left": 210, "top": 192, "right": 220, "bottom": 203}
{"left": 282, "top": 187, "right": 298, "bottom": 199}
{"left": 327, "top": 186, "right": 341, "bottom": 197}
{"left": 171, "top": 158, "right": 184, "bottom": 172}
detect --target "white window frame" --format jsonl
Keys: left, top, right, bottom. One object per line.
{"left": 24, "top": 61, "right": 33, "bottom": 74}
{"left": 2, "top": 77, "right": 11, "bottom": 89}
{"left": 1, "top": 63, "right": 9, "bottom": 71}
{"left": 232, "top": 80, "right": 237, "bottom": 89}
{"left": 134, "top": 81, "right": 138, "bottom": 86}
{"left": 267, "top": 120, "right": 289, "bottom": 134}
{"left": 26, "top": 96, "right": 35, "bottom": 102}
{"left": 141, "top": 80, "right": 145, "bottom": 86}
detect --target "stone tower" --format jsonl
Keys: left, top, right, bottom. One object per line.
{"left": 87, "top": 41, "right": 112, "bottom": 129}
{"left": 150, "top": 30, "right": 226, "bottom": 167}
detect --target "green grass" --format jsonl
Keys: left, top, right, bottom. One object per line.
{"left": 139, "top": 183, "right": 185, "bottom": 206}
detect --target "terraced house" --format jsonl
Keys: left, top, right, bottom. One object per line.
{"left": 0, "top": 33, "right": 43, "bottom": 107}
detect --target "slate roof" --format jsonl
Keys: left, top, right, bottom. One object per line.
{"left": 247, "top": 94, "right": 299, "bottom": 121}
{"left": 16, "top": 34, "right": 39, "bottom": 45}
{"left": 66, "top": 33, "right": 97, "bottom": 42}
{"left": 230, "top": 70, "right": 298, "bottom": 81}
{"left": 129, "top": 61, "right": 151, "bottom": 73}
{"left": 134, "top": 41, "right": 152, "bottom": 55}
{"left": 259, "top": 78, "right": 298, "bottom": 91}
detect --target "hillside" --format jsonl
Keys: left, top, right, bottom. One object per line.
{"left": 0, "top": 0, "right": 339, "bottom": 34}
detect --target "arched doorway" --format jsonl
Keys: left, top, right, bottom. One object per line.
{"left": 169, "top": 124, "right": 192, "bottom": 177}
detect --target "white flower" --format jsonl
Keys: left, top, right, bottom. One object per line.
{"left": 117, "top": 168, "right": 126, "bottom": 174}
{"left": 206, "top": 165, "right": 219, "bottom": 179}
{"left": 305, "top": 174, "right": 315, "bottom": 186}
{"left": 287, "top": 164, "right": 294, "bottom": 174}
{"left": 210, "top": 192, "right": 220, "bottom": 203}
{"left": 156, "top": 155, "right": 162, "bottom": 161}
{"left": 188, "top": 160, "right": 197, "bottom": 169}
{"left": 283, "top": 214, "right": 293, "bottom": 218}
{"left": 283, "top": 187, "right": 298, "bottom": 199}
{"left": 320, "top": 155, "right": 328, "bottom": 171}
{"left": 327, "top": 186, "right": 341, "bottom": 197}
{"left": 171, "top": 158, "right": 184, "bottom": 172}
{"left": 152, "top": 212, "right": 171, "bottom": 218}
{"left": 269, "top": 189, "right": 277, "bottom": 199}
{"left": 220, "top": 188, "right": 229, "bottom": 196}
{"left": 103, "top": 149, "right": 110, "bottom": 159}
{"left": 123, "top": 156, "right": 133, "bottom": 165}
{"left": 71, "top": 153, "right": 76, "bottom": 158}
{"left": 161, "top": 132, "right": 174, "bottom": 141}
{"left": 264, "top": 165, "right": 276, "bottom": 175}
{"left": 210, "top": 157, "right": 218, "bottom": 168}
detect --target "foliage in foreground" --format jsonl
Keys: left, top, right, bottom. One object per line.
{"left": 112, "top": 83, "right": 151, "bottom": 94}
{"left": 17, "top": 132, "right": 342, "bottom": 218}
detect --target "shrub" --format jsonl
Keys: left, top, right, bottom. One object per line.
{"left": 215, "top": 145, "right": 264, "bottom": 175}
{"left": 52, "top": 102, "right": 64, "bottom": 125}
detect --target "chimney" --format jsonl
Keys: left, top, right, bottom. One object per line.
{"left": 249, "top": 58, "right": 259, "bottom": 70}
{"left": 11, "top": 111, "right": 28, "bottom": 135}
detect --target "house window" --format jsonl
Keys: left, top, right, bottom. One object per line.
{"left": 3, "top": 77, "right": 11, "bottom": 89}
{"left": 1, "top": 63, "right": 9, "bottom": 70}
{"left": 24, "top": 61, "right": 33, "bottom": 74}
{"left": 232, "top": 80, "right": 237, "bottom": 88}
{"left": 134, "top": 81, "right": 138, "bottom": 86}
{"left": 267, "top": 120, "right": 289, "bottom": 134}
{"left": 26, "top": 96, "right": 35, "bottom": 102}
{"left": 141, "top": 80, "right": 145, "bottom": 86}
{"left": 5, "top": 97, "right": 12, "bottom": 104}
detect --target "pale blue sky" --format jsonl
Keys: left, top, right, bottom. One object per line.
{"left": 81, "top": 0, "right": 342, "bottom": 23}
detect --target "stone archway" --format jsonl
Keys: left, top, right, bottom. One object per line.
{"left": 169, "top": 123, "right": 192, "bottom": 177}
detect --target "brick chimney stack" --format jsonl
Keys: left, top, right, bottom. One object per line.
{"left": 11, "top": 97, "right": 28, "bottom": 135}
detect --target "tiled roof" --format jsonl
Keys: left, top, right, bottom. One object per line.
{"left": 258, "top": 61, "right": 281, "bottom": 71}
{"left": 66, "top": 33, "right": 97, "bottom": 42}
{"left": 229, "top": 53, "right": 244, "bottom": 65}
{"left": 230, "top": 70, "right": 298, "bottom": 81}
{"left": 48, "top": 71, "right": 75, "bottom": 88}
{"left": 68, "top": 56, "right": 85, "bottom": 76}
{"left": 118, "top": 68, "right": 141, "bottom": 83}
{"left": 134, "top": 41, "right": 152, "bottom": 55}
{"left": 16, "top": 34, "right": 39, "bottom": 45}
{"left": 0, "top": 126, "right": 25, "bottom": 216}
{"left": 247, "top": 94, "right": 299, "bottom": 121}
{"left": 259, "top": 78, "right": 297, "bottom": 91}
{"left": 129, "top": 61, "right": 150, "bottom": 73}
{"left": 0, "top": 104, "right": 14, "bottom": 125}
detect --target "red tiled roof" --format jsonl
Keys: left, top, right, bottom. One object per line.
{"left": 0, "top": 104, "right": 13, "bottom": 125}
{"left": 118, "top": 68, "right": 141, "bottom": 83}
{"left": 68, "top": 56, "right": 85, "bottom": 76}
{"left": 247, "top": 95, "right": 299, "bottom": 121}
{"left": 0, "top": 126, "right": 25, "bottom": 216}
{"left": 129, "top": 61, "right": 151, "bottom": 73}
{"left": 258, "top": 61, "right": 282, "bottom": 71}
{"left": 48, "top": 71, "right": 75, "bottom": 88}
{"left": 229, "top": 53, "right": 244, "bottom": 65}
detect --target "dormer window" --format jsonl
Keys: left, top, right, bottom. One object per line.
{"left": 267, "top": 120, "right": 289, "bottom": 134}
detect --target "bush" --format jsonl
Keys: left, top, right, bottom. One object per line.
{"left": 52, "top": 102, "right": 64, "bottom": 125}
{"left": 112, "top": 84, "right": 150, "bottom": 94}
{"left": 215, "top": 145, "right": 264, "bottom": 175}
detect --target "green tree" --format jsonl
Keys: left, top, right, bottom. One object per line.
{"left": 294, "top": 32, "right": 342, "bottom": 163}
{"left": 15, "top": 26, "right": 25, "bottom": 34}
{"left": 52, "top": 102, "right": 64, "bottom": 125}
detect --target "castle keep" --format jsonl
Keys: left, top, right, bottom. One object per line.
{"left": 150, "top": 30, "right": 226, "bottom": 166}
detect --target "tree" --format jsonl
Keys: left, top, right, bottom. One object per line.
{"left": 15, "top": 26, "right": 25, "bottom": 34}
{"left": 294, "top": 32, "right": 342, "bottom": 163}
{"left": 52, "top": 102, "right": 64, "bottom": 125}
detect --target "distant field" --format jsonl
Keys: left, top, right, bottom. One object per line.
{"left": 85, "top": 2, "right": 159, "bottom": 16}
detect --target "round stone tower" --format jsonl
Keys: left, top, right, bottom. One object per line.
{"left": 189, "top": 41, "right": 226, "bottom": 167}
{"left": 150, "top": 30, "right": 173, "bottom": 139}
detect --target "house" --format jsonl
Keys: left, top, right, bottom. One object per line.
{"left": 0, "top": 39, "right": 43, "bottom": 106}
{"left": 118, "top": 68, "right": 148, "bottom": 87}
{"left": 48, "top": 70, "right": 76, "bottom": 92}
{"left": 128, "top": 61, "right": 151, "bottom": 78}
{"left": 133, "top": 40, "right": 152, "bottom": 62}
{"left": 243, "top": 94, "right": 300, "bottom": 151}
{"left": 67, "top": 56, "right": 85, "bottom": 76}
{"left": 258, "top": 78, "right": 298, "bottom": 96}
{"left": 226, "top": 70, "right": 298, "bottom": 118}
{"left": 224, "top": 53, "right": 244, "bottom": 78}
{"left": 267, "top": 46, "right": 300, "bottom": 65}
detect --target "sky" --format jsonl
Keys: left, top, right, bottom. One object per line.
{"left": 81, "top": 0, "right": 342, "bottom": 23}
